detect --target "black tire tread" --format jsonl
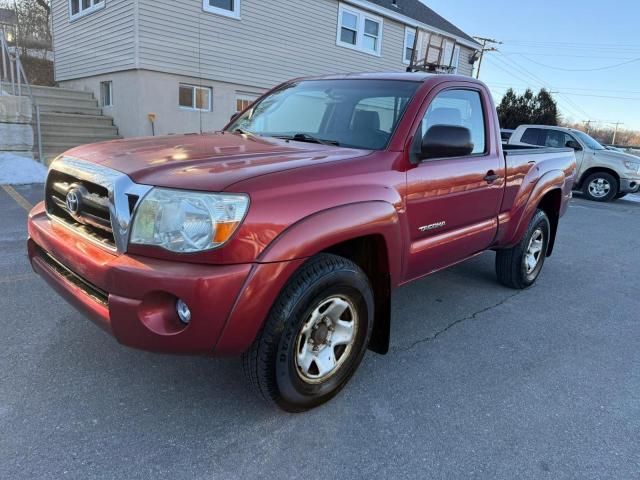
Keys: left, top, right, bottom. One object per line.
{"left": 496, "top": 209, "right": 548, "bottom": 290}
{"left": 242, "top": 253, "right": 366, "bottom": 409}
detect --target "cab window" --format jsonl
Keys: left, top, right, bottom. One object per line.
{"left": 421, "top": 89, "right": 486, "bottom": 155}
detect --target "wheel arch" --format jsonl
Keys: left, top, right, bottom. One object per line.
{"left": 577, "top": 166, "right": 620, "bottom": 190}
{"left": 537, "top": 188, "right": 562, "bottom": 256}
{"left": 216, "top": 202, "right": 402, "bottom": 355}
{"left": 322, "top": 235, "right": 392, "bottom": 355}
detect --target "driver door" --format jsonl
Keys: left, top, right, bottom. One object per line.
{"left": 404, "top": 87, "right": 504, "bottom": 281}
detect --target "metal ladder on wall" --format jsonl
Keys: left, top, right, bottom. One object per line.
{"left": 0, "top": 27, "right": 44, "bottom": 163}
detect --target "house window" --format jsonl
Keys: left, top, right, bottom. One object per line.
{"left": 404, "top": 27, "right": 417, "bottom": 64}
{"left": 203, "top": 0, "right": 240, "bottom": 19}
{"left": 236, "top": 93, "right": 259, "bottom": 113}
{"left": 337, "top": 4, "right": 383, "bottom": 56}
{"left": 179, "top": 84, "right": 212, "bottom": 111}
{"left": 100, "top": 81, "right": 113, "bottom": 107}
{"left": 69, "top": 0, "right": 104, "bottom": 20}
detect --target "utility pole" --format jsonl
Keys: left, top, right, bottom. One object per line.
{"left": 473, "top": 37, "right": 501, "bottom": 79}
{"left": 611, "top": 122, "right": 624, "bottom": 145}
{"left": 584, "top": 120, "right": 592, "bottom": 134}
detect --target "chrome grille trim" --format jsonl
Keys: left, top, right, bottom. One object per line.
{"left": 46, "top": 157, "right": 153, "bottom": 254}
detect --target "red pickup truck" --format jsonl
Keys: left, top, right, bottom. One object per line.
{"left": 28, "top": 73, "right": 576, "bottom": 411}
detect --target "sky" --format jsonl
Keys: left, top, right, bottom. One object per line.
{"left": 421, "top": 0, "right": 640, "bottom": 130}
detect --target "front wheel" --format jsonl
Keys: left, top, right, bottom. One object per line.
{"left": 242, "top": 254, "right": 374, "bottom": 412}
{"left": 495, "top": 209, "right": 550, "bottom": 289}
{"left": 582, "top": 172, "right": 618, "bottom": 202}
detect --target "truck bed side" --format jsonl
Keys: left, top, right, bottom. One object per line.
{"left": 495, "top": 146, "right": 577, "bottom": 249}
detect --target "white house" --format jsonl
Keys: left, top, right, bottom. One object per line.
{"left": 51, "top": 0, "right": 480, "bottom": 138}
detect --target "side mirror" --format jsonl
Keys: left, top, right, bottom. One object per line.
{"left": 566, "top": 140, "right": 582, "bottom": 151}
{"left": 421, "top": 125, "right": 474, "bottom": 160}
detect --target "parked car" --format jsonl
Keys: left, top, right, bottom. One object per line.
{"left": 509, "top": 125, "right": 640, "bottom": 201}
{"left": 27, "top": 73, "right": 576, "bottom": 412}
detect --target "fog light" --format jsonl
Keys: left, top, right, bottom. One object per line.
{"left": 176, "top": 299, "right": 191, "bottom": 324}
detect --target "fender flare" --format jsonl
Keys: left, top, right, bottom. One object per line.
{"left": 505, "top": 169, "right": 565, "bottom": 248}
{"left": 258, "top": 200, "right": 403, "bottom": 283}
{"left": 214, "top": 201, "right": 402, "bottom": 355}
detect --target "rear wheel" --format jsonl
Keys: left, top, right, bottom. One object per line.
{"left": 496, "top": 209, "right": 550, "bottom": 289}
{"left": 242, "top": 254, "right": 374, "bottom": 412}
{"left": 582, "top": 172, "right": 618, "bottom": 202}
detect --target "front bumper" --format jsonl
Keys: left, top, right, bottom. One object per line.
{"left": 620, "top": 178, "right": 640, "bottom": 193}
{"left": 28, "top": 202, "right": 253, "bottom": 354}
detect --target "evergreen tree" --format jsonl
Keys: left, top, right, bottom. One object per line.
{"left": 497, "top": 88, "right": 559, "bottom": 129}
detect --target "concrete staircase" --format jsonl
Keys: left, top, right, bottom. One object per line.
{"left": 27, "top": 85, "right": 122, "bottom": 164}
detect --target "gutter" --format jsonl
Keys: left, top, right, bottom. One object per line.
{"left": 344, "top": 0, "right": 482, "bottom": 50}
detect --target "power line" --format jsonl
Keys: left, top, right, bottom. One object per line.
{"left": 518, "top": 54, "right": 640, "bottom": 72}
{"left": 483, "top": 57, "right": 587, "bottom": 121}
{"left": 487, "top": 55, "right": 592, "bottom": 120}
{"left": 493, "top": 53, "right": 594, "bottom": 119}
{"left": 500, "top": 40, "right": 640, "bottom": 48}
{"left": 486, "top": 82, "right": 640, "bottom": 95}
{"left": 501, "top": 51, "right": 640, "bottom": 60}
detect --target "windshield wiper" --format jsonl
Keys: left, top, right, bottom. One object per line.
{"left": 231, "top": 128, "right": 258, "bottom": 138}
{"left": 277, "top": 133, "right": 340, "bottom": 147}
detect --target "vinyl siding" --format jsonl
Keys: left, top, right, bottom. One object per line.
{"left": 52, "top": 0, "right": 136, "bottom": 81}
{"left": 52, "top": 0, "right": 475, "bottom": 85}
{"left": 136, "top": 0, "right": 412, "bottom": 89}
{"left": 457, "top": 47, "right": 474, "bottom": 77}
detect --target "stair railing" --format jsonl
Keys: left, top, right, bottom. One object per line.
{"left": 1, "top": 27, "right": 44, "bottom": 164}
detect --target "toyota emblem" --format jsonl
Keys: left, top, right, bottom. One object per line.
{"left": 65, "top": 189, "right": 81, "bottom": 215}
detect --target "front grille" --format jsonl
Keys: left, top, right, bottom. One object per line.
{"left": 45, "top": 157, "right": 152, "bottom": 253}
{"left": 45, "top": 169, "right": 117, "bottom": 250}
{"left": 38, "top": 247, "right": 109, "bottom": 306}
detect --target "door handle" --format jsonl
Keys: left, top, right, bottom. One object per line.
{"left": 484, "top": 171, "right": 499, "bottom": 184}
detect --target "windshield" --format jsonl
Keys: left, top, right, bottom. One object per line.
{"left": 226, "top": 79, "right": 420, "bottom": 150}
{"left": 573, "top": 130, "right": 605, "bottom": 150}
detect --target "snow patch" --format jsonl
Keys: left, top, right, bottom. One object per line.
{"left": 0, "top": 152, "right": 48, "bottom": 185}
{"left": 624, "top": 194, "right": 640, "bottom": 204}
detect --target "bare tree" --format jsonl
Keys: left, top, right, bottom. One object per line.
{"left": 1, "top": 0, "right": 52, "bottom": 54}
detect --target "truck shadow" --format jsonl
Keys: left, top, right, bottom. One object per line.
{"left": 29, "top": 252, "right": 504, "bottom": 423}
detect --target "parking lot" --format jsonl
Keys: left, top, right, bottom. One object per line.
{"left": 1, "top": 184, "right": 639, "bottom": 479}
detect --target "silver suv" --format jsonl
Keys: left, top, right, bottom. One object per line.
{"left": 509, "top": 125, "right": 640, "bottom": 202}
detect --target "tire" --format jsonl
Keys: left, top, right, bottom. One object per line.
{"left": 582, "top": 172, "right": 618, "bottom": 202}
{"left": 495, "top": 209, "right": 550, "bottom": 289}
{"left": 242, "top": 253, "right": 374, "bottom": 412}
{"left": 615, "top": 192, "right": 627, "bottom": 200}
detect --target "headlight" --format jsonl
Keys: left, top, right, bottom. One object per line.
{"left": 130, "top": 188, "right": 249, "bottom": 253}
{"left": 624, "top": 160, "right": 640, "bottom": 174}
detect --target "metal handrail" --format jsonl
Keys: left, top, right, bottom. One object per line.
{"left": 1, "top": 27, "right": 44, "bottom": 163}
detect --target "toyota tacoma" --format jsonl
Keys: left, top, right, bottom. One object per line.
{"left": 28, "top": 73, "right": 576, "bottom": 411}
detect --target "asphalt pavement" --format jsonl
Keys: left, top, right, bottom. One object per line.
{"left": 1, "top": 184, "right": 638, "bottom": 480}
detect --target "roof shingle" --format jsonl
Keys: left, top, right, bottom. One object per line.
{"left": 363, "top": 0, "right": 478, "bottom": 45}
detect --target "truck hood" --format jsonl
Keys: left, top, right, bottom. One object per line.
{"left": 594, "top": 149, "right": 640, "bottom": 163}
{"left": 63, "top": 133, "right": 370, "bottom": 191}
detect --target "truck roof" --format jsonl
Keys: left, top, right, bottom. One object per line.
{"left": 290, "top": 72, "right": 483, "bottom": 84}
{"left": 515, "top": 125, "right": 584, "bottom": 134}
